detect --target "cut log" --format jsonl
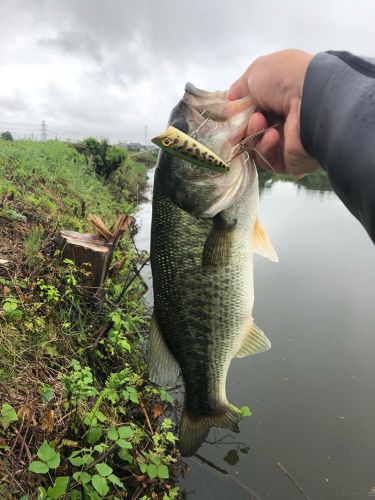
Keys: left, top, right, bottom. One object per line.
{"left": 56, "top": 230, "right": 113, "bottom": 297}
{"left": 55, "top": 214, "right": 135, "bottom": 300}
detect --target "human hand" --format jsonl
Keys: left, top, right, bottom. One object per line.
{"left": 228, "top": 49, "right": 321, "bottom": 176}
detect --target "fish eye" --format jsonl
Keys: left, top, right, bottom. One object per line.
{"left": 162, "top": 137, "right": 172, "bottom": 147}
{"left": 171, "top": 118, "right": 189, "bottom": 134}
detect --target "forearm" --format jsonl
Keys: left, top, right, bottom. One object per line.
{"left": 300, "top": 51, "right": 375, "bottom": 243}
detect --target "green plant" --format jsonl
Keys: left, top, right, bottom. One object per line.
{"left": 107, "top": 425, "right": 133, "bottom": 449}
{"left": 76, "top": 138, "right": 127, "bottom": 179}
{"left": 108, "top": 156, "right": 147, "bottom": 203}
{"left": 0, "top": 139, "right": 178, "bottom": 498}
{"left": 37, "top": 280, "right": 61, "bottom": 302}
{"left": 1, "top": 130, "right": 13, "bottom": 141}
{"left": 0, "top": 402, "right": 18, "bottom": 430}
{"left": 2, "top": 297, "right": 23, "bottom": 321}
{"left": 40, "top": 383, "right": 55, "bottom": 404}
{"left": 38, "top": 477, "right": 69, "bottom": 500}
{"left": 24, "top": 226, "right": 44, "bottom": 263}
{"left": 230, "top": 403, "right": 252, "bottom": 418}
{"left": 61, "top": 360, "right": 98, "bottom": 403}
{"left": 28, "top": 441, "right": 61, "bottom": 473}
{"left": 107, "top": 310, "right": 132, "bottom": 353}
{"left": 0, "top": 206, "right": 27, "bottom": 222}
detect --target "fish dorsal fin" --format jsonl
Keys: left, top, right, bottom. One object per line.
{"left": 253, "top": 219, "right": 278, "bottom": 262}
{"left": 148, "top": 313, "right": 180, "bottom": 387}
{"left": 236, "top": 321, "right": 271, "bottom": 358}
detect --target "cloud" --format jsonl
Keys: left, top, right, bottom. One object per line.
{"left": 0, "top": 0, "right": 375, "bottom": 142}
{"left": 38, "top": 32, "right": 103, "bottom": 63}
{"left": 0, "top": 90, "right": 29, "bottom": 112}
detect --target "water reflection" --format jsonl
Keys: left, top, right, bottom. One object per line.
{"left": 258, "top": 168, "right": 332, "bottom": 193}
{"left": 223, "top": 446, "right": 250, "bottom": 466}
{"left": 136, "top": 166, "right": 375, "bottom": 500}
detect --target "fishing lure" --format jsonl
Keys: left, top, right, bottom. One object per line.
{"left": 152, "top": 124, "right": 279, "bottom": 173}
{"left": 152, "top": 126, "right": 230, "bottom": 173}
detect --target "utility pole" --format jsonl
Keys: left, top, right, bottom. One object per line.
{"left": 41, "top": 120, "right": 47, "bottom": 141}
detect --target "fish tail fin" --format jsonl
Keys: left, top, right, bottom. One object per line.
{"left": 179, "top": 405, "right": 239, "bottom": 457}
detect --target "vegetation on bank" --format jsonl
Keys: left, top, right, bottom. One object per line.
{"left": 73, "top": 138, "right": 153, "bottom": 204}
{"left": 0, "top": 140, "right": 182, "bottom": 499}
{"left": 258, "top": 166, "right": 332, "bottom": 192}
{"left": 0, "top": 131, "right": 13, "bottom": 142}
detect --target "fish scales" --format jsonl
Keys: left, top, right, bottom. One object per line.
{"left": 152, "top": 169, "right": 254, "bottom": 409}
{"left": 149, "top": 83, "right": 277, "bottom": 457}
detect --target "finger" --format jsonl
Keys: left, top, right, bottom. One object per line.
{"left": 241, "top": 112, "right": 285, "bottom": 172}
{"left": 228, "top": 76, "right": 248, "bottom": 101}
{"left": 246, "top": 112, "right": 268, "bottom": 137}
{"left": 252, "top": 127, "right": 286, "bottom": 173}
{"left": 257, "top": 127, "right": 280, "bottom": 152}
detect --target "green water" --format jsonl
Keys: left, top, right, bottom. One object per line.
{"left": 136, "top": 171, "right": 375, "bottom": 499}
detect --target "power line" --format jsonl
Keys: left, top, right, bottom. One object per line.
{"left": 0, "top": 120, "right": 40, "bottom": 127}
{"left": 0, "top": 127, "right": 39, "bottom": 131}
{"left": 0, "top": 119, "right": 148, "bottom": 144}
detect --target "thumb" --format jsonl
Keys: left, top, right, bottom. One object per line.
{"left": 228, "top": 76, "right": 249, "bottom": 101}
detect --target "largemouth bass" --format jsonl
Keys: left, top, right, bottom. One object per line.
{"left": 149, "top": 83, "right": 278, "bottom": 457}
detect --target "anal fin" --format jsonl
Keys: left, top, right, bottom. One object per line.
{"left": 236, "top": 321, "right": 271, "bottom": 358}
{"left": 148, "top": 313, "right": 180, "bottom": 387}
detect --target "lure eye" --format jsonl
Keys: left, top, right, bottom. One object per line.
{"left": 162, "top": 137, "right": 172, "bottom": 147}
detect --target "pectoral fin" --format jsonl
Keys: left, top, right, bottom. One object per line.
{"left": 236, "top": 321, "right": 271, "bottom": 358}
{"left": 253, "top": 219, "right": 278, "bottom": 262}
{"left": 202, "top": 225, "right": 235, "bottom": 266}
{"left": 148, "top": 313, "right": 180, "bottom": 387}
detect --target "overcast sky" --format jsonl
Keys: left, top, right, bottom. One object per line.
{"left": 1, "top": 0, "right": 375, "bottom": 143}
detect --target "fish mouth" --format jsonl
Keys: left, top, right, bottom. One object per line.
{"left": 184, "top": 82, "right": 226, "bottom": 99}
{"left": 181, "top": 82, "right": 255, "bottom": 160}
{"left": 183, "top": 82, "right": 253, "bottom": 121}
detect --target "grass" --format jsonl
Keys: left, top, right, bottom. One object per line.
{"left": 0, "top": 140, "right": 181, "bottom": 499}
{"left": 0, "top": 140, "right": 135, "bottom": 230}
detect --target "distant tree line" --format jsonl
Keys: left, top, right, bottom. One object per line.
{"left": 257, "top": 164, "right": 332, "bottom": 192}
{"left": 1, "top": 131, "right": 14, "bottom": 141}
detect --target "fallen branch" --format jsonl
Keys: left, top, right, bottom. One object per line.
{"left": 115, "top": 256, "right": 150, "bottom": 305}
{"left": 139, "top": 397, "right": 153, "bottom": 435}
{"left": 85, "top": 444, "right": 119, "bottom": 472}
{"left": 90, "top": 321, "right": 112, "bottom": 350}
{"left": 194, "top": 453, "right": 228, "bottom": 475}
{"left": 194, "top": 452, "right": 257, "bottom": 498}
{"left": 277, "top": 461, "right": 310, "bottom": 499}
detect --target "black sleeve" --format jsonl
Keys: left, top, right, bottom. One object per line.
{"left": 300, "top": 51, "right": 375, "bottom": 243}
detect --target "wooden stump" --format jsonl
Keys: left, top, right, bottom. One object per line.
{"left": 56, "top": 231, "right": 113, "bottom": 297}
{"left": 55, "top": 214, "right": 134, "bottom": 299}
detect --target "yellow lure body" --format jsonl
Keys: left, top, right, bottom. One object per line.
{"left": 151, "top": 126, "right": 229, "bottom": 173}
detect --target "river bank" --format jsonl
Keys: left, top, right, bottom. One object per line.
{"left": 0, "top": 140, "right": 181, "bottom": 499}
